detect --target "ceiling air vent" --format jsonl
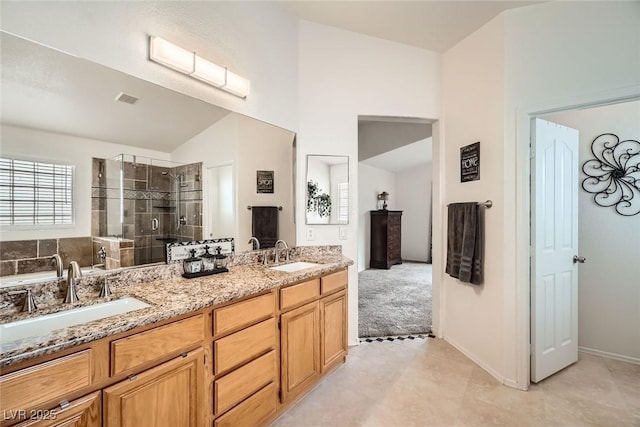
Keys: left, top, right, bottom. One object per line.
{"left": 114, "top": 92, "right": 139, "bottom": 105}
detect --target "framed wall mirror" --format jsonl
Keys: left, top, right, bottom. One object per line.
{"left": 0, "top": 31, "right": 296, "bottom": 284}
{"left": 305, "top": 155, "right": 349, "bottom": 225}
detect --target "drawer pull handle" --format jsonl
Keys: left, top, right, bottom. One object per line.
{"left": 59, "top": 400, "right": 70, "bottom": 410}
{"left": 181, "top": 352, "right": 188, "bottom": 358}
{"left": 128, "top": 374, "right": 137, "bottom": 381}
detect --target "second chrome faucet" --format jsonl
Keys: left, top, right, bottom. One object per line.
{"left": 64, "top": 261, "right": 82, "bottom": 303}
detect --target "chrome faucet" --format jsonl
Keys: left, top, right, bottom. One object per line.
{"left": 8, "top": 289, "right": 37, "bottom": 313}
{"left": 248, "top": 237, "right": 260, "bottom": 250}
{"left": 50, "top": 254, "right": 63, "bottom": 279}
{"left": 274, "top": 240, "right": 289, "bottom": 263}
{"left": 64, "top": 261, "right": 82, "bottom": 303}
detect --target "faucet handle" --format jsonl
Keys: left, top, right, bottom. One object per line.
{"left": 99, "top": 276, "right": 112, "bottom": 298}
{"left": 8, "top": 289, "right": 37, "bottom": 313}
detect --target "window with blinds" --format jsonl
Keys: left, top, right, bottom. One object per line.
{"left": 0, "top": 158, "right": 74, "bottom": 226}
{"left": 338, "top": 182, "right": 349, "bottom": 223}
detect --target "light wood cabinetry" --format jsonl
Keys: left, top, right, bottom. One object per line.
{"left": 211, "top": 291, "right": 278, "bottom": 426}
{"left": 280, "top": 301, "right": 320, "bottom": 403}
{"left": 320, "top": 290, "right": 347, "bottom": 372}
{"left": 0, "top": 350, "right": 92, "bottom": 417}
{"left": 110, "top": 314, "right": 204, "bottom": 375}
{"left": 1, "top": 266, "right": 349, "bottom": 427}
{"left": 103, "top": 348, "right": 204, "bottom": 427}
{"left": 14, "top": 392, "right": 101, "bottom": 427}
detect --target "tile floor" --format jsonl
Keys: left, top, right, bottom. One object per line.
{"left": 271, "top": 338, "right": 640, "bottom": 426}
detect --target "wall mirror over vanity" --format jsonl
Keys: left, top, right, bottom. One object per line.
{"left": 0, "top": 31, "right": 297, "bottom": 286}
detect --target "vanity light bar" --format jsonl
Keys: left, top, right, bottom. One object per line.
{"left": 149, "top": 36, "right": 250, "bottom": 98}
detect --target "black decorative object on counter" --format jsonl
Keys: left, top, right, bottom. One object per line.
{"left": 182, "top": 267, "right": 229, "bottom": 279}
{"left": 581, "top": 133, "right": 640, "bottom": 216}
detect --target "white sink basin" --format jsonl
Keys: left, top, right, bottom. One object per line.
{"left": 0, "top": 297, "right": 150, "bottom": 345}
{"left": 269, "top": 262, "right": 320, "bottom": 273}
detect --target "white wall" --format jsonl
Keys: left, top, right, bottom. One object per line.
{"left": 0, "top": 1, "right": 299, "bottom": 132}
{"left": 545, "top": 101, "right": 640, "bottom": 362}
{"left": 236, "top": 115, "right": 295, "bottom": 251}
{"left": 172, "top": 113, "right": 295, "bottom": 252}
{"left": 298, "top": 20, "right": 441, "bottom": 344}
{"left": 357, "top": 163, "right": 396, "bottom": 272}
{"left": 441, "top": 14, "right": 507, "bottom": 382}
{"left": 395, "top": 163, "right": 432, "bottom": 263}
{"left": 503, "top": 1, "right": 640, "bottom": 386}
{"left": 440, "top": 1, "right": 640, "bottom": 388}
{"left": 0, "top": 124, "right": 169, "bottom": 241}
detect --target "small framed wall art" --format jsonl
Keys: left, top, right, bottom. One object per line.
{"left": 460, "top": 141, "right": 480, "bottom": 182}
{"left": 256, "top": 170, "right": 274, "bottom": 193}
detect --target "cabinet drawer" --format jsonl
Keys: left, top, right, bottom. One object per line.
{"left": 0, "top": 350, "right": 92, "bottom": 414}
{"left": 321, "top": 269, "right": 347, "bottom": 295}
{"left": 214, "top": 382, "right": 277, "bottom": 427}
{"left": 111, "top": 314, "right": 204, "bottom": 375}
{"left": 213, "top": 292, "right": 275, "bottom": 336}
{"left": 214, "top": 318, "right": 275, "bottom": 375}
{"left": 214, "top": 350, "right": 276, "bottom": 415}
{"left": 14, "top": 391, "right": 101, "bottom": 427}
{"left": 280, "top": 278, "right": 320, "bottom": 311}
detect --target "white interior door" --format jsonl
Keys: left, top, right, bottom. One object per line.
{"left": 531, "top": 118, "right": 580, "bottom": 383}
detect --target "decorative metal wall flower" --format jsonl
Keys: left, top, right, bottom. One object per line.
{"left": 581, "top": 133, "right": 640, "bottom": 216}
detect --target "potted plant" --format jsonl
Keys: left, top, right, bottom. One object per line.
{"left": 307, "top": 181, "right": 332, "bottom": 218}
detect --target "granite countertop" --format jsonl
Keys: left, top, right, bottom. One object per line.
{"left": 0, "top": 252, "right": 352, "bottom": 367}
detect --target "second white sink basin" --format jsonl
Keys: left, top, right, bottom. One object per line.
{"left": 269, "top": 262, "right": 320, "bottom": 273}
{"left": 0, "top": 297, "right": 150, "bottom": 345}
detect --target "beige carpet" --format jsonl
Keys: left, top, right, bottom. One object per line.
{"left": 358, "top": 262, "right": 432, "bottom": 338}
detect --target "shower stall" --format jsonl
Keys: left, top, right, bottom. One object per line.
{"left": 92, "top": 155, "right": 203, "bottom": 265}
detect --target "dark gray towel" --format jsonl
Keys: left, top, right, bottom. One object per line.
{"left": 445, "top": 202, "right": 484, "bottom": 285}
{"left": 252, "top": 206, "right": 279, "bottom": 248}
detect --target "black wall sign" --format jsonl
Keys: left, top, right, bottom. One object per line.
{"left": 460, "top": 142, "right": 480, "bottom": 182}
{"left": 256, "top": 170, "right": 274, "bottom": 193}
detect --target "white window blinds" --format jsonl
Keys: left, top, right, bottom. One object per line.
{"left": 0, "top": 158, "right": 74, "bottom": 226}
{"left": 338, "top": 182, "right": 349, "bottom": 223}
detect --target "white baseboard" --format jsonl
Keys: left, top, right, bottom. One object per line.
{"left": 579, "top": 346, "right": 640, "bottom": 365}
{"left": 444, "top": 335, "right": 525, "bottom": 390}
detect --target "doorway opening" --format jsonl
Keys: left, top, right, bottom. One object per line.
{"left": 529, "top": 100, "right": 640, "bottom": 383}
{"left": 356, "top": 115, "right": 434, "bottom": 338}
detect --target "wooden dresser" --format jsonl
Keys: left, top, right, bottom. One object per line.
{"left": 369, "top": 210, "right": 402, "bottom": 269}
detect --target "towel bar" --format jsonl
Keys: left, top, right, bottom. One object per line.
{"left": 447, "top": 200, "right": 492, "bottom": 208}
{"left": 247, "top": 205, "right": 283, "bottom": 211}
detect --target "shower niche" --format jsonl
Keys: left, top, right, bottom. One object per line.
{"left": 92, "top": 155, "right": 203, "bottom": 266}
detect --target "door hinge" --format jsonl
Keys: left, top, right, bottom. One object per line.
{"left": 278, "top": 388, "right": 282, "bottom": 401}
{"left": 529, "top": 143, "right": 535, "bottom": 159}
{"left": 59, "top": 400, "right": 70, "bottom": 410}
{"left": 128, "top": 374, "right": 137, "bottom": 381}
{"left": 278, "top": 320, "right": 281, "bottom": 330}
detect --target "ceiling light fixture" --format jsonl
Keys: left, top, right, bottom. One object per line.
{"left": 149, "top": 36, "right": 250, "bottom": 99}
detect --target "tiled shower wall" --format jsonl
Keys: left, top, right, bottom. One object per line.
{"left": 0, "top": 237, "right": 93, "bottom": 277}
{"left": 92, "top": 158, "right": 202, "bottom": 266}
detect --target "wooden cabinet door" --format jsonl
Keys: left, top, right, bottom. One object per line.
{"left": 14, "top": 392, "right": 101, "bottom": 427}
{"left": 320, "top": 290, "right": 347, "bottom": 373}
{"left": 280, "top": 301, "right": 319, "bottom": 404}
{"left": 104, "top": 348, "right": 204, "bottom": 427}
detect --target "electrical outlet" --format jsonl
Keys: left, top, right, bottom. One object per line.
{"left": 339, "top": 226, "right": 347, "bottom": 240}
{"left": 306, "top": 228, "right": 315, "bottom": 241}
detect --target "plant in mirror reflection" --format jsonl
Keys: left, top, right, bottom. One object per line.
{"left": 307, "top": 181, "right": 332, "bottom": 217}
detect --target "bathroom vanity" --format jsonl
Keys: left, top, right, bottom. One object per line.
{"left": 0, "top": 248, "right": 351, "bottom": 427}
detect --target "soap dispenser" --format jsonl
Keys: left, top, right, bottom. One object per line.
{"left": 183, "top": 249, "right": 203, "bottom": 275}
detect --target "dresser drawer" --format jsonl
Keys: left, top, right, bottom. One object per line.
{"left": 213, "top": 292, "right": 275, "bottom": 336}
{"left": 214, "top": 318, "right": 276, "bottom": 375}
{"left": 321, "top": 269, "right": 347, "bottom": 295}
{"left": 280, "top": 278, "right": 320, "bottom": 311}
{"left": 0, "top": 350, "right": 92, "bottom": 414}
{"left": 214, "top": 382, "right": 277, "bottom": 427}
{"left": 214, "top": 350, "right": 276, "bottom": 415}
{"left": 111, "top": 314, "right": 204, "bottom": 375}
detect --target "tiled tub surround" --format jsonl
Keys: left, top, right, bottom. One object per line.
{"left": 91, "top": 158, "right": 203, "bottom": 266}
{"left": 0, "top": 237, "right": 94, "bottom": 277}
{"left": 0, "top": 245, "right": 350, "bottom": 367}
